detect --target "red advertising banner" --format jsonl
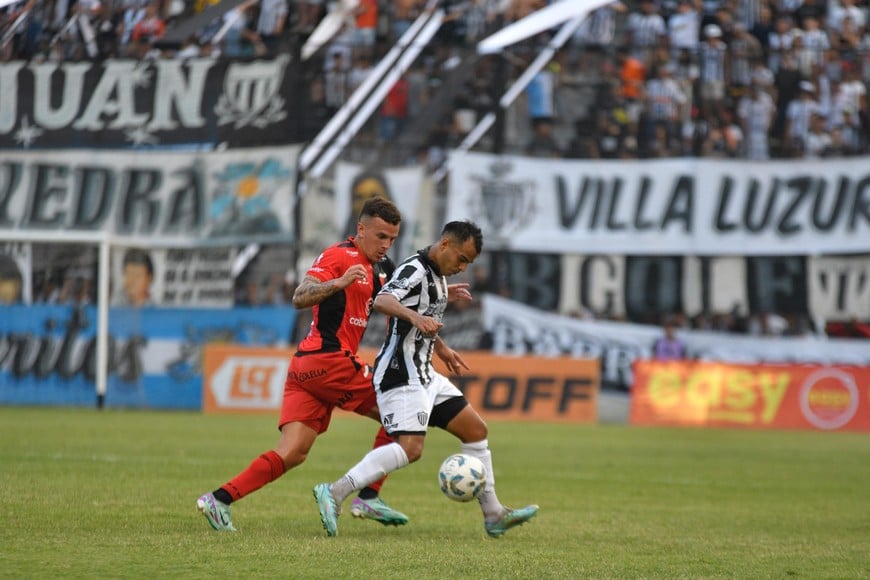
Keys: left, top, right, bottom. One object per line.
{"left": 203, "top": 345, "right": 599, "bottom": 423}
{"left": 630, "top": 360, "right": 870, "bottom": 432}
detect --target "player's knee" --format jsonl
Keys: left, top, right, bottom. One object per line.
{"left": 401, "top": 440, "right": 424, "bottom": 463}
{"left": 466, "top": 421, "right": 488, "bottom": 442}
{"left": 279, "top": 448, "right": 308, "bottom": 469}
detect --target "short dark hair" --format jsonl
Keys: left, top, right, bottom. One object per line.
{"left": 441, "top": 220, "right": 483, "bottom": 254}
{"left": 360, "top": 196, "right": 402, "bottom": 226}
{"left": 123, "top": 248, "right": 153, "bottom": 277}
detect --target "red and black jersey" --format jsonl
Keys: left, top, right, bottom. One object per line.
{"left": 297, "top": 238, "right": 394, "bottom": 354}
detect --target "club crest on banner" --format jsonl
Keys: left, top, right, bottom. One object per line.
{"left": 215, "top": 56, "right": 289, "bottom": 129}
{"left": 469, "top": 160, "right": 536, "bottom": 242}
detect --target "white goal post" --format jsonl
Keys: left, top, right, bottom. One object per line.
{"left": 0, "top": 230, "right": 112, "bottom": 407}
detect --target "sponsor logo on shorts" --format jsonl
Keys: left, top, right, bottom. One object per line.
{"left": 383, "top": 413, "right": 397, "bottom": 430}
{"left": 288, "top": 368, "right": 327, "bottom": 382}
{"left": 348, "top": 317, "right": 368, "bottom": 328}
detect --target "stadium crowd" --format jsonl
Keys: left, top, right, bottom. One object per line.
{"left": 2, "top": 0, "right": 868, "bottom": 338}
{"left": 1, "top": 0, "right": 868, "bottom": 160}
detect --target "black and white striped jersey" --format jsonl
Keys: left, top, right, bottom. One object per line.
{"left": 373, "top": 248, "right": 448, "bottom": 391}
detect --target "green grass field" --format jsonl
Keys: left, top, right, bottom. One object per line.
{"left": 1, "top": 406, "right": 868, "bottom": 579}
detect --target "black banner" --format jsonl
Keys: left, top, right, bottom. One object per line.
{"left": 483, "top": 252, "right": 867, "bottom": 322}
{"left": 0, "top": 57, "right": 307, "bottom": 149}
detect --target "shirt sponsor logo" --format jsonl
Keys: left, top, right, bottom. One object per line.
{"left": 287, "top": 368, "right": 328, "bottom": 382}
{"left": 348, "top": 317, "right": 368, "bottom": 328}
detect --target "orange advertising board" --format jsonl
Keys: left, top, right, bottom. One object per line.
{"left": 203, "top": 345, "right": 599, "bottom": 423}
{"left": 203, "top": 345, "right": 292, "bottom": 414}
{"left": 630, "top": 360, "right": 870, "bottom": 432}
{"left": 433, "top": 352, "right": 599, "bottom": 423}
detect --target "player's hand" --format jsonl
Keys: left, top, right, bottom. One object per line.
{"left": 436, "top": 344, "right": 470, "bottom": 376}
{"left": 337, "top": 264, "right": 367, "bottom": 289}
{"left": 447, "top": 283, "right": 472, "bottom": 304}
{"left": 414, "top": 314, "right": 443, "bottom": 337}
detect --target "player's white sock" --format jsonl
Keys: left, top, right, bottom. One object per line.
{"left": 331, "top": 442, "right": 409, "bottom": 504}
{"left": 461, "top": 439, "right": 503, "bottom": 521}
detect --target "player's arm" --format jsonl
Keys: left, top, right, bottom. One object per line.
{"left": 373, "top": 293, "right": 443, "bottom": 336}
{"left": 292, "top": 265, "right": 368, "bottom": 309}
{"left": 434, "top": 336, "right": 470, "bottom": 375}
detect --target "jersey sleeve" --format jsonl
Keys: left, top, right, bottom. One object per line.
{"left": 379, "top": 261, "right": 424, "bottom": 306}
{"left": 305, "top": 246, "right": 345, "bottom": 283}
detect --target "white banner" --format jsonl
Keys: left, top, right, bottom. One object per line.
{"left": 447, "top": 152, "right": 870, "bottom": 255}
{"left": 0, "top": 146, "right": 299, "bottom": 245}
{"left": 807, "top": 255, "right": 870, "bottom": 322}
{"left": 111, "top": 246, "right": 239, "bottom": 307}
{"left": 482, "top": 294, "right": 870, "bottom": 391}
{"left": 333, "top": 162, "right": 425, "bottom": 258}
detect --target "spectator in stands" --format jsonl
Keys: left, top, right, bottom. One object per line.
{"left": 525, "top": 62, "right": 558, "bottom": 126}
{"left": 797, "top": 17, "right": 830, "bottom": 76}
{"left": 525, "top": 117, "right": 563, "bottom": 158}
{"left": 379, "top": 77, "right": 409, "bottom": 143}
{"left": 750, "top": 5, "right": 775, "bottom": 61}
{"left": 668, "top": 0, "right": 700, "bottom": 57}
{"left": 324, "top": 50, "right": 350, "bottom": 116}
{"left": 627, "top": 0, "right": 667, "bottom": 62}
{"left": 785, "top": 80, "right": 821, "bottom": 156}
{"left": 393, "top": 0, "right": 425, "bottom": 40}
{"left": 255, "top": 0, "right": 288, "bottom": 56}
{"left": 131, "top": 1, "right": 165, "bottom": 44}
{"left": 768, "top": 15, "right": 797, "bottom": 73}
{"left": 643, "top": 62, "right": 687, "bottom": 156}
{"left": 566, "top": 119, "right": 601, "bottom": 158}
{"left": 350, "top": 0, "right": 377, "bottom": 55}
{"left": 699, "top": 23, "right": 728, "bottom": 119}
{"left": 793, "top": 0, "right": 827, "bottom": 30}
{"left": 219, "top": 0, "right": 262, "bottom": 58}
{"left": 803, "top": 110, "right": 832, "bottom": 157}
{"left": 829, "top": 0, "right": 865, "bottom": 48}
{"left": 772, "top": 51, "right": 804, "bottom": 154}
{"left": 738, "top": 79, "right": 777, "bottom": 159}
{"left": 653, "top": 318, "right": 687, "bottom": 360}
{"left": 616, "top": 47, "right": 645, "bottom": 128}
{"left": 119, "top": 0, "right": 147, "bottom": 49}
{"left": 729, "top": 22, "right": 762, "bottom": 98}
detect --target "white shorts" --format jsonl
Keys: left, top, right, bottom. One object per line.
{"left": 376, "top": 373, "right": 463, "bottom": 435}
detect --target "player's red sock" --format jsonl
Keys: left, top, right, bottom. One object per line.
{"left": 363, "top": 426, "right": 393, "bottom": 495}
{"left": 220, "top": 451, "right": 286, "bottom": 502}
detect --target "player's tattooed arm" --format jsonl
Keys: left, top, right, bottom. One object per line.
{"left": 292, "top": 266, "right": 368, "bottom": 309}
{"left": 292, "top": 275, "right": 340, "bottom": 309}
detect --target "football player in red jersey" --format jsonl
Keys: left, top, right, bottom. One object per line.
{"left": 197, "top": 196, "right": 471, "bottom": 531}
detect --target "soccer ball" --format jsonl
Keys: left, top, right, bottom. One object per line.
{"left": 438, "top": 453, "right": 486, "bottom": 502}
